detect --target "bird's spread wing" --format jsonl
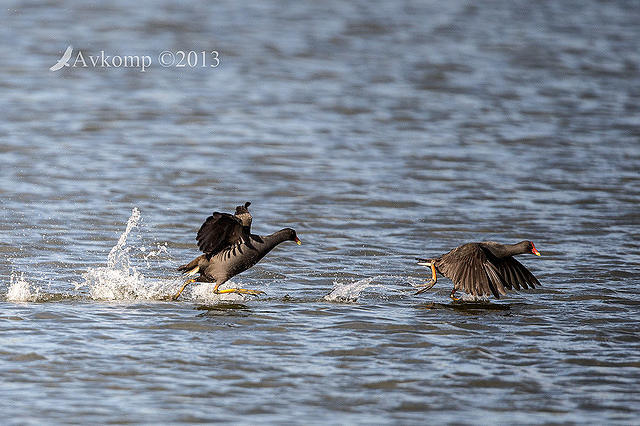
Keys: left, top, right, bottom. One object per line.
{"left": 438, "top": 244, "right": 507, "bottom": 298}
{"left": 492, "top": 257, "right": 540, "bottom": 291}
{"left": 196, "top": 212, "right": 246, "bottom": 256}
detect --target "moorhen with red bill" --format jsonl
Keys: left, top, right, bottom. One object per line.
{"left": 415, "top": 241, "right": 541, "bottom": 301}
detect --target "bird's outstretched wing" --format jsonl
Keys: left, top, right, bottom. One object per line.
{"left": 492, "top": 257, "right": 541, "bottom": 291}
{"left": 437, "top": 244, "right": 508, "bottom": 298}
{"left": 196, "top": 212, "right": 245, "bottom": 256}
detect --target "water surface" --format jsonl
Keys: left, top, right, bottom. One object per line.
{"left": 1, "top": 0, "right": 639, "bottom": 424}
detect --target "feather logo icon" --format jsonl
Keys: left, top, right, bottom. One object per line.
{"left": 50, "top": 46, "right": 73, "bottom": 71}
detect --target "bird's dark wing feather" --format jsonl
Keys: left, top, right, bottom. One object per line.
{"left": 196, "top": 212, "right": 246, "bottom": 256}
{"left": 493, "top": 257, "right": 541, "bottom": 291}
{"left": 436, "top": 243, "right": 540, "bottom": 298}
{"left": 437, "top": 244, "right": 507, "bottom": 298}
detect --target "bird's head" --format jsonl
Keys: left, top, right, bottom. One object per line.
{"left": 284, "top": 228, "right": 302, "bottom": 245}
{"left": 234, "top": 201, "right": 252, "bottom": 227}
{"left": 528, "top": 241, "right": 541, "bottom": 256}
{"left": 235, "top": 201, "right": 251, "bottom": 215}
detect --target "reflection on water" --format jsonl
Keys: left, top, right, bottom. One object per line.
{"left": 1, "top": 0, "right": 640, "bottom": 424}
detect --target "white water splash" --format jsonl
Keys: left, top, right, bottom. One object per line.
{"left": 188, "top": 281, "right": 249, "bottom": 304}
{"left": 459, "top": 293, "right": 491, "bottom": 302}
{"left": 107, "top": 207, "right": 141, "bottom": 271}
{"left": 81, "top": 208, "right": 176, "bottom": 301}
{"left": 140, "top": 243, "right": 169, "bottom": 262}
{"left": 6, "top": 272, "right": 41, "bottom": 302}
{"left": 324, "top": 277, "right": 385, "bottom": 303}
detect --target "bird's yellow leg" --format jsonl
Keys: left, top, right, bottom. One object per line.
{"left": 216, "top": 288, "right": 265, "bottom": 295}
{"left": 172, "top": 278, "right": 195, "bottom": 301}
{"left": 212, "top": 283, "right": 264, "bottom": 296}
{"left": 415, "top": 263, "right": 438, "bottom": 295}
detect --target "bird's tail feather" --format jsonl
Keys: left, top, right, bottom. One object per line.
{"left": 177, "top": 256, "right": 202, "bottom": 274}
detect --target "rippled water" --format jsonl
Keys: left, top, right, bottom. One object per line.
{"left": 2, "top": 0, "right": 640, "bottom": 423}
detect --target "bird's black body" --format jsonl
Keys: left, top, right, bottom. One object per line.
{"left": 174, "top": 202, "right": 300, "bottom": 299}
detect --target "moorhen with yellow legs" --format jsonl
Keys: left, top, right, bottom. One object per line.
{"left": 173, "top": 202, "right": 301, "bottom": 300}
{"left": 415, "top": 241, "right": 541, "bottom": 301}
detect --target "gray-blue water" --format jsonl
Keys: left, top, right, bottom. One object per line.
{"left": 2, "top": 0, "right": 640, "bottom": 424}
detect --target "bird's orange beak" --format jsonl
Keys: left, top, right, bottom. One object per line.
{"left": 531, "top": 245, "right": 541, "bottom": 256}
{"left": 295, "top": 237, "right": 302, "bottom": 245}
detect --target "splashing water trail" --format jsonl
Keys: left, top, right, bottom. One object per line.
{"left": 6, "top": 272, "right": 41, "bottom": 302}
{"left": 324, "top": 277, "right": 385, "bottom": 303}
{"left": 188, "top": 281, "right": 250, "bottom": 304}
{"left": 107, "top": 207, "right": 141, "bottom": 271}
{"left": 141, "top": 243, "right": 170, "bottom": 262}
{"left": 459, "top": 293, "right": 490, "bottom": 302}
{"left": 81, "top": 208, "right": 176, "bottom": 301}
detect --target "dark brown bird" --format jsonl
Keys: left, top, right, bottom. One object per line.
{"left": 415, "top": 241, "right": 541, "bottom": 301}
{"left": 172, "top": 202, "right": 301, "bottom": 300}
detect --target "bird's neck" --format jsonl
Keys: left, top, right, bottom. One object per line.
{"left": 260, "top": 229, "right": 292, "bottom": 250}
{"left": 496, "top": 242, "right": 530, "bottom": 257}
